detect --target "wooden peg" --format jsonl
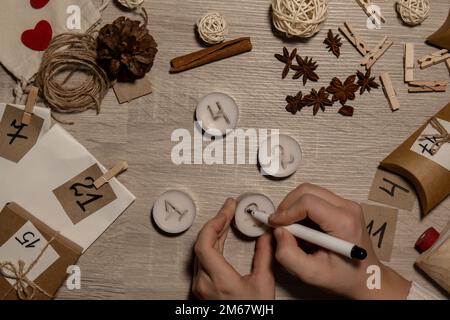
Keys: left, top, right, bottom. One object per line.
{"left": 94, "top": 161, "right": 128, "bottom": 189}
{"left": 446, "top": 58, "right": 450, "bottom": 73}
{"left": 355, "top": 0, "right": 386, "bottom": 24}
{"left": 338, "top": 22, "right": 370, "bottom": 56}
{"left": 408, "top": 80, "right": 448, "bottom": 93}
{"left": 361, "top": 36, "right": 393, "bottom": 69}
{"left": 404, "top": 43, "right": 414, "bottom": 83}
{"left": 418, "top": 49, "right": 450, "bottom": 69}
{"left": 380, "top": 72, "right": 400, "bottom": 112}
{"left": 21, "top": 86, "right": 39, "bottom": 126}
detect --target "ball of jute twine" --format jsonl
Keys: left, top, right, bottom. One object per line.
{"left": 117, "top": 0, "right": 144, "bottom": 10}
{"left": 197, "top": 12, "right": 229, "bottom": 45}
{"left": 271, "top": 0, "right": 329, "bottom": 38}
{"left": 396, "top": 0, "right": 430, "bottom": 26}
{"left": 35, "top": 32, "right": 110, "bottom": 115}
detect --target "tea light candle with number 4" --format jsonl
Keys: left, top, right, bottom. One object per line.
{"left": 195, "top": 92, "right": 239, "bottom": 137}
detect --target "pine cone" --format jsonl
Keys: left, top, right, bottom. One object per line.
{"left": 97, "top": 17, "right": 158, "bottom": 82}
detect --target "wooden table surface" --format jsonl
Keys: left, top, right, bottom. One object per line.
{"left": 1, "top": 0, "right": 449, "bottom": 299}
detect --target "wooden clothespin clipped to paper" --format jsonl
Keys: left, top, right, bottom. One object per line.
{"left": 94, "top": 161, "right": 128, "bottom": 189}
{"left": 338, "top": 22, "right": 370, "bottom": 56}
{"left": 361, "top": 36, "right": 393, "bottom": 70}
{"left": 418, "top": 49, "right": 450, "bottom": 69}
{"left": 404, "top": 43, "right": 414, "bottom": 83}
{"left": 408, "top": 81, "right": 448, "bottom": 93}
{"left": 380, "top": 72, "right": 400, "bottom": 112}
{"left": 355, "top": 0, "right": 385, "bottom": 24}
{"left": 21, "top": 86, "right": 39, "bottom": 126}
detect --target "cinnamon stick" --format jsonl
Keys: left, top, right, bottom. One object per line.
{"left": 170, "top": 37, "right": 253, "bottom": 73}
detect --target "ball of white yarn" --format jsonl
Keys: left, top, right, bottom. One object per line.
{"left": 396, "top": 0, "right": 430, "bottom": 26}
{"left": 271, "top": 0, "right": 329, "bottom": 38}
{"left": 117, "top": 0, "right": 144, "bottom": 10}
{"left": 197, "top": 12, "right": 229, "bottom": 45}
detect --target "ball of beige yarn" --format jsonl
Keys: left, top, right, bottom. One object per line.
{"left": 396, "top": 0, "right": 430, "bottom": 26}
{"left": 271, "top": 0, "right": 329, "bottom": 38}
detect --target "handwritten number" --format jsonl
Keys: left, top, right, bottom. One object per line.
{"left": 15, "top": 231, "right": 40, "bottom": 248}
{"left": 70, "top": 177, "right": 103, "bottom": 212}
{"left": 7, "top": 119, "right": 28, "bottom": 144}
{"left": 367, "top": 220, "right": 387, "bottom": 249}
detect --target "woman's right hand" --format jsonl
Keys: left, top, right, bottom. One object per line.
{"left": 270, "top": 183, "right": 411, "bottom": 299}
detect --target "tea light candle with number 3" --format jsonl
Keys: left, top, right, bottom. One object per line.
{"left": 234, "top": 193, "right": 275, "bottom": 238}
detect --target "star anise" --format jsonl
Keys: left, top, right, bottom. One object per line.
{"left": 356, "top": 69, "right": 379, "bottom": 95}
{"left": 275, "top": 47, "right": 297, "bottom": 79}
{"left": 291, "top": 55, "right": 319, "bottom": 85}
{"left": 304, "top": 87, "right": 333, "bottom": 116}
{"left": 285, "top": 91, "right": 306, "bottom": 114}
{"left": 324, "top": 29, "right": 342, "bottom": 58}
{"left": 326, "top": 75, "right": 359, "bottom": 105}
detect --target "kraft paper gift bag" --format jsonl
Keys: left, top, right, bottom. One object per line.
{"left": 0, "top": 124, "right": 135, "bottom": 252}
{"left": 0, "top": 0, "right": 101, "bottom": 83}
{"left": 0, "top": 103, "right": 51, "bottom": 169}
{"left": 380, "top": 102, "right": 450, "bottom": 215}
{"left": 0, "top": 202, "right": 82, "bottom": 300}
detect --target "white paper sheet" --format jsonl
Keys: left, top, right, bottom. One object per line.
{"left": 0, "top": 221, "right": 59, "bottom": 286}
{"left": 0, "top": 124, "right": 135, "bottom": 252}
{"left": 0, "top": 103, "right": 51, "bottom": 172}
{"left": 410, "top": 118, "right": 450, "bottom": 171}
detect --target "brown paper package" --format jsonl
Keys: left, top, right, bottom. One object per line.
{"left": 427, "top": 10, "right": 450, "bottom": 51}
{"left": 0, "top": 202, "right": 82, "bottom": 300}
{"left": 416, "top": 222, "right": 450, "bottom": 294}
{"left": 380, "top": 102, "right": 450, "bottom": 215}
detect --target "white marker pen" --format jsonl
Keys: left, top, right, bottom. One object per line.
{"left": 247, "top": 209, "right": 367, "bottom": 260}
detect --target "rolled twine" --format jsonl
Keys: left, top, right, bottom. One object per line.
{"left": 420, "top": 117, "right": 450, "bottom": 155}
{"left": 197, "top": 12, "right": 229, "bottom": 45}
{"left": 396, "top": 0, "right": 430, "bottom": 26}
{"left": 271, "top": 0, "right": 329, "bottom": 38}
{"left": 35, "top": 33, "right": 110, "bottom": 114}
{"left": 0, "top": 235, "right": 58, "bottom": 300}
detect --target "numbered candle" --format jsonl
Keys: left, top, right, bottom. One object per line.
{"left": 152, "top": 190, "right": 197, "bottom": 234}
{"left": 258, "top": 134, "right": 302, "bottom": 178}
{"left": 234, "top": 193, "right": 275, "bottom": 238}
{"left": 195, "top": 92, "right": 239, "bottom": 136}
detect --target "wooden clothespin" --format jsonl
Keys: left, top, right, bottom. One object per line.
{"left": 446, "top": 58, "right": 450, "bottom": 73}
{"left": 94, "top": 161, "right": 128, "bottom": 189}
{"left": 404, "top": 43, "right": 414, "bottom": 83}
{"left": 380, "top": 72, "right": 400, "bottom": 112}
{"left": 361, "top": 36, "right": 393, "bottom": 69}
{"left": 408, "top": 80, "right": 448, "bottom": 93}
{"left": 338, "top": 22, "right": 370, "bottom": 56}
{"left": 355, "top": 0, "right": 386, "bottom": 24}
{"left": 21, "top": 86, "right": 39, "bottom": 126}
{"left": 418, "top": 49, "right": 450, "bottom": 69}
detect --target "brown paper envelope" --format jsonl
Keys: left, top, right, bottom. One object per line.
{"left": 427, "top": 10, "right": 450, "bottom": 51}
{"left": 362, "top": 203, "right": 398, "bottom": 262}
{"left": 0, "top": 202, "right": 82, "bottom": 300}
{"left": 0, "top": 105, "right": 44, "bottom": 163}
{"left": 53, "top": 164, "right": 117, "bottom": 225}
{"left": 380, "top": 102, "right": 450, "bottom": 215}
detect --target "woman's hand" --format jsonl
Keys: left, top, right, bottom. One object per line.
{"left": 270, "top": 183, "right": 411, "bottom": 300}
{"left": 192, "top": 198, "right": 275, "bottom": 300}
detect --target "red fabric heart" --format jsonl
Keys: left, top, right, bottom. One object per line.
{"left": 21, "top": 20, "right": 53, "bottom": 51}
{"left": 30, "top": 0, "right": 50, "bottom": 9}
